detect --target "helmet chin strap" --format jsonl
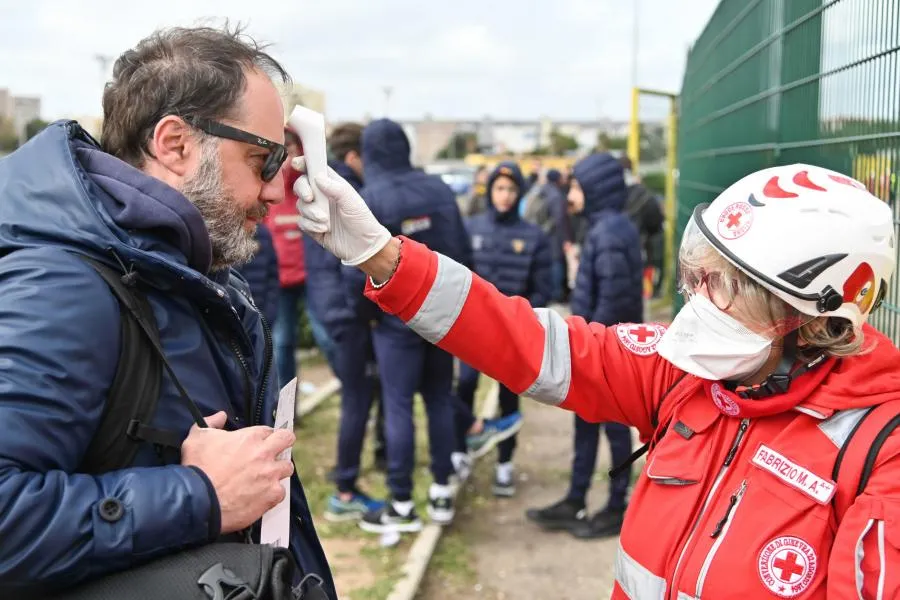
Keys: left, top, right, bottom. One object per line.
{"left": 727, "top": 331, "right": 827, "bottom": 399}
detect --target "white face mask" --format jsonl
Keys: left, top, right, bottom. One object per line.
{"left": 657, "top": 294, "right": 772, "bottom": 382}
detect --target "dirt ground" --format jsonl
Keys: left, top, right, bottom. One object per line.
{"left": 418, "top": 399, "right": 627, "bottom": 599}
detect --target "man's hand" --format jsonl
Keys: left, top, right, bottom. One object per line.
{"left": 292, "top": 157, "right": 392, "bottom": 267}
{"left": 181, "top": 412, "right": 296, "bottom": 535}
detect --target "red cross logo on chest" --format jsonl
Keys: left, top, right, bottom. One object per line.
{"left": 773, "top": 551, "right": 805, "bottom": 582}
{"left": 726, "top": 211, "right": 743, "bottom": 228}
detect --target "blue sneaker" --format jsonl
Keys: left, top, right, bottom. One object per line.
{"left": 324, "top": 490, "right": 384, "bottom": 522}
{"left": 467, "top": 412, "right": 523, "bottom": 459}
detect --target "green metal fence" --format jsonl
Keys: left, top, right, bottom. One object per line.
{"left": 677, "top": 0, "right": 900, "bottom": 341}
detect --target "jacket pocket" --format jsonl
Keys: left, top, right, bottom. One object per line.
{"left": 830, "top": 497, "right": 900, "bottom": 599}
{"left": 690, "top": 474, "right": 833, "bottom": 599}
{"left": 751, "top": 449, "right": 834, "bottom": 523}
{"left": 646, "top": 400, "right": 720, "bottom": 486}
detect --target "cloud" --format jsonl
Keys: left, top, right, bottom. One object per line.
{"left": 0, "top": 0, "right": 719, "bottom": 122}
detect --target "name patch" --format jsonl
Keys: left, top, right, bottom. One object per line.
{"left": 751, "top": 444, "right": 835, "bottom": 504}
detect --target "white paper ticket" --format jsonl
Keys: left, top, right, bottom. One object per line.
{"left": 260, "top": 377, "right": 297, "bottom": 547}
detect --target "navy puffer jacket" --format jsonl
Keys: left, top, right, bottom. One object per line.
{"left": 344, "top": 119, "right": 472, "bottom": 322}
{"left": 466, "top": 162, "right": 553, "bottom": 308}
{"left": 570, "top": 153, "right": 644, "bottom": 325}
{"left": 304, "top": 159, "right": 372, "bottom": 332}
{"left": 0, "top": 122, "right": 334, "bottom": 597}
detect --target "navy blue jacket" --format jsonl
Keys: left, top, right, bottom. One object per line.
{"left": 570, "top": 153, "right": 644, "bottom": 325}
{"left": 237, "top": 223, "right": 280, "bottom": 326}
{"left": 303, "top": 160, "right": 373, "bottom": 333}
{"left": 346, "top": 119, "right": 472, "bottom": 322}
{"left": 466, "top": 162, "right": 553, "bottom": 308}
{"left": 0, "top": 122, "right": 334, "bottom": 597}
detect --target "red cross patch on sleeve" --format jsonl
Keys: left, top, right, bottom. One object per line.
{"left": 615, "top": 323, "right": 666, "bottom": 356}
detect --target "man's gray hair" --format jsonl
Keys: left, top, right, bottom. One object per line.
{"left": 101, "top": 23, "right": 290, "bottom": 167}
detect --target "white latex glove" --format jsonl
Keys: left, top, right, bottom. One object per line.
{"left": 291, "top": 156, "right": 392, "bottom": 266}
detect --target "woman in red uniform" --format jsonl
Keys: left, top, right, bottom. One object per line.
{"left": 294, "top": 159, "right": 899, "bottom": 599}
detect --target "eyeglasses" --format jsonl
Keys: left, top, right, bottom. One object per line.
{"left": 184, "top": 116, "right": 287, "bottom": 182}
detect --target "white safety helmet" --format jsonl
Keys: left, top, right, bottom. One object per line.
{"left": 686, "top": 163, "right": 895, "bottom": 329}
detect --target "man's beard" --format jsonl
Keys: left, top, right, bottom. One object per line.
{"left": 181, "top": 140, "right": 267, "bottom": 271}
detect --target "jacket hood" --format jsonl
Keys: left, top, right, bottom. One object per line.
{"left": 572, "top": 153, "right": 627, "bottom": 217}
{"left": 802, "top": 325, "right": 900, "bottom": 415}
{"left": 329, "top": 159, "right": 364, "bottom": 192}
{"left": 0, "top": 120, "right": 215, "bottom": 280}
{"left": 486, "top": 161, "right": 526, "bottom": 221}
{"left": 361, "top": 118, "right": 412, "bottom": 180}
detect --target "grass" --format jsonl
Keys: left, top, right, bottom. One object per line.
{"left": 292, "top": 391, "right": 447, "bottom": 599}
{"left": 293, "top": 374, "right": 496, "bottom": 599}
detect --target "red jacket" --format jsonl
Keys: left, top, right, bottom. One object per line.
{"left": 366, "top": 238, "right": 900, "bottom": 599}
{"left": 264, "top": 167, "right": 306, "bottom": 288}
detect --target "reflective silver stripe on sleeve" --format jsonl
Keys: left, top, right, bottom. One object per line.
{"left": 523, "top": 307, "right": 572, "bottom": 406}
{"left": 877, "top": 521, "right": 886, "bottom": 600}
{"left": 615, "top": 542, "right": 667, "bottom": 600}
{"left": 818, "top": 407, "right": 870, "bottom": 448}
{"left": 856, "top": 519, "right": 874, "bottom": 599}
{"left": 406, "top": 253, "right": 472, "bottom": 344}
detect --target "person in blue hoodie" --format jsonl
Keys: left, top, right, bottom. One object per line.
{"left": 236, "top": 222, "right": 280, "bottom": 327}
{"left": 302, "top": 122, "right": 387, "bottom": 521}
{"left": 0, "top": 26, "right": 334, "bottom": 598}
{"left": 525, "top": 152, "right": 643, "bottom": 540}
{"left": 455, "top": 162, "right": 552, "bottom": 497}
{"left": 347, "top": 118, "right": 473, "bottom": 535}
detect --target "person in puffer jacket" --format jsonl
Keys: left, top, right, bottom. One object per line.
{"left": 0, "top": 26, "right": 333, "bottom": 598}
{"left": 455, "top": 161, "right": 552, "bottom": 496}
{"left": 304, "top": 122, "right": 388, "bottom": 522}
{"left": 526, "top": 152, "right": 644, "bottom": 540}
{"left": 236, "top": 223, "right": 279, "bottom": 327}
{"left": 345, "top": 118, "right": 473, "bottom": 535}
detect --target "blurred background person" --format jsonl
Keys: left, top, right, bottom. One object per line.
{"left": 455, "top": 161, "right": 552, "bottom": 496}
{"left": 346, "top": 119, "right": 473, "bottom": 536}
{"left": 526, "top": 153, "right": 643, "bottom": 540}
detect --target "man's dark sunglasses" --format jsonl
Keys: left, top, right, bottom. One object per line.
{"left": 184, "top": 116, "right": 287, "bottom": 182}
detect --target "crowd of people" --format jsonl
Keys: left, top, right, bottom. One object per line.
{"left": 236, "top": 111, "right": 666, "bottom": 538}
{"left": 3, "top": 23, "right": 898, "bottom": 600}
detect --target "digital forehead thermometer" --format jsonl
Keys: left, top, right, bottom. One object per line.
{"left": 287, "top": 105, "right": 330, "bottom": 227}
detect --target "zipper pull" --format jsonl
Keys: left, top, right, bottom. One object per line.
{"left": 723, "top": 418, "right": 750, "bottom": 467}
{"left": 710, "top": 480, "right": 747, "bottom": 538}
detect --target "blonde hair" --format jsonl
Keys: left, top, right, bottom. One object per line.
{"left": 679, "top": 234, "right": 865, "bottom": 358}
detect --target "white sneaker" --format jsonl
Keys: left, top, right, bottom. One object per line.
{"left": 450, "top": 451, "right": 472, "bottom": 484}
{"left": 493, "top": 462, "right": 516, "bottom": 497}
{"left": 427, "top": 483, "right": 455, "bottom": 525}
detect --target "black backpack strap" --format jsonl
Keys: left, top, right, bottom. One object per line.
{"left": 76, "top": 255, "right": 206, "bottom": 473}
{"left": 609, "top": 372, "right": 691, "bottom": 479}
{"left": 832, "top": 399, "right": 900, "bottom": 520}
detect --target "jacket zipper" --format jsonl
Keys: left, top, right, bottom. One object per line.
{"left": 228, "top": 307, "right": 274, "bottom": 426}
{"left": 228, "top": 305, "right": 273, "bottom": 545}
{"left": 668, "top": 418, "right": 750, "bottom": 600}
{"left": 695, "top": 479, "right": 748, "bottom": 598}
{"left": 253, "top": 311, "right": 274, "bottom": 426}
{"left": 229, "top": 338, "right": 254, "bottom": 424}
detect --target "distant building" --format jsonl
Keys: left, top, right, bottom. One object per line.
{"left": 0, "top": 88, "right": 12, "bottom": 120}
{"left": 0, "top": 88, "right": 42, "bottom": 143}
{"left": 279, "top": 83, "right": 326, "bottom": 119}
{"left": 397, "top": 116, "right": 640, "bottom": 165}
{"left": 13, "top": 96, "right": 41, "bottom": 140}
